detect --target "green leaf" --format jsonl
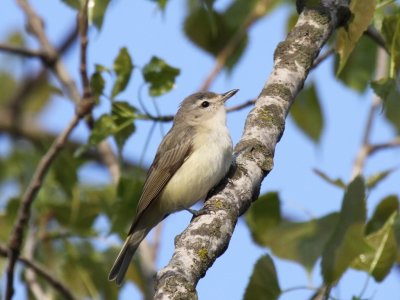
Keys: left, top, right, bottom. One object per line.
{"left": 246, "top": 193, "right": 339, "bottom": 272}
{"left": 371, "top": 78, "right": 400, "bottom": 132}
{"left": 111, "top": 101, "right": 136, "bottom": 151}
{"left": 142, "top": 56, "right": 180, "bottom": 97}
{"left": 7, "top": 31, "right": 26, "bottom": 47}
{"left": 0, "top": 198, "right": 20, "bottom": 242}
{"left": 111, "top": 47, "right": 133, "bottom": 98}
{"left": 366, "top": 168, "right": 395, "bottom": 190}
{"left": 245, "top": 192, "right": 282, "bottom": 246}
{"left": 61, "top": 0, "right": 81, "bottom": 10}
{"left": 321, "top": 176, "right": 371, "bottom": 284}
{"left": 266, "top": 214, "right": 339, "bottom": 272}
{"left": 352, "top": 213, "right": 397, "bottom": 281}
{"left": 36, "top": 186, "right": 111, "bottom": 236}
{"left": 95, "top": 63, "right": 110, "bottom": 73}
{"left": 90, "top": 71, "right": 105, "bottom": 103}
{"left": 290, "top": 83, "right": 324, "bottom": 143}
{"left": 336, "top": 0, "right": 377, "bottom": 74}
{"left": 88, "top": 114, "right": 117, "bottom": 145}
{"left": 382, "top": 14, "right": 400, "bottom": 77}
{"left": 87, "top": 102, "right": 136, "bottom": 149}
{"left": 52, "top": 151, "right": 80, "bottom": 197}
{"left": 184, "top": 7, "right": 248, "bottom": 70}
{"left": 0, "top": 73, "right": 16, "bottom": 104}
{"left": 88, "top": 0, "right": 111, "bottom": 30}
{"left": 393, "top": 215, "right": 400, "bottom": 261}
{"left": 313, "top": 169, "right": 346, "bottom": 189}
{"left": 366, "top": 195, "right": 399, "bottom": 234}
{"left": 149, "top": 0, "right": 168, "bottom": 10}
{"left": 24, "top": 81, "right": 62, "bottom": 113}
{"left": 110, "top": 176, "right": 144, "bottom": 236}
{"left": 336, "top": 36, "right": 377, "bottom": 93}
{"left": 243, "top": 255, "right": 281, "bottom": 300}
{"left": 60, "top": 241, "right": 119, "bottom": 298}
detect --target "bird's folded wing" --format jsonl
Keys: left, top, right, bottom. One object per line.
{"left": 128, "top": 125, "right": 194, "bottom": 234}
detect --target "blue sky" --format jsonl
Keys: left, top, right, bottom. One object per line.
{"left": 1, "top": 0, "right": 399, "bottom": 299}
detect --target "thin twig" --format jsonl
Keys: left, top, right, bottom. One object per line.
{"left": 0, "top": 44, "right": 46, "bottom": 59}
{"left": 0, "top": 244, "right": 76, "bottom": 300}
{"left": 226, "top": 99, "right": 255, "bottom": 112}
{"left": 369, "top": 137, "right": 400, "bottom": 155}
{"left": 24, "top": 227, "right": 51, "bottom": 300}
{"left": 79, "top": 0, "right": 91, "bottom": 99}
{"left": 351, "top": 47, "right": 388, "bottom": 178}
{"left": 311, "top": 48, "right": 335, "bottom": 69}
{"left": 364, "top": 26, "right": 389, "bottom": 53}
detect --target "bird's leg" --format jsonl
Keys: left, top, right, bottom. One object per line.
{"left": 183, "top": 207, "right": 202, "bottom": 217}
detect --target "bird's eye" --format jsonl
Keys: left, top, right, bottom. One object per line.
{"left": 201, "top": 101, "right": 209, "bottom": 108}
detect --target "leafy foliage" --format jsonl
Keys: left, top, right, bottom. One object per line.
{"left": 142, "top": 56, "right": 180, "bottom": 96}
{"left": 244, "top": 255, "right": 281, "bottom": 300}
{"left": 87, "top": 101, "right": 136, "bottom": 152}
{"left": 321, "top": 176, "right": 371, "bottom": 284}
{"left": 290, "top": 83, "right": 324, "bottom": 142}
{"left": 246, "top": 193, "right": 339, "bottom": 272}
{"left": 336, "top": 36, "right": 377, "bottom": 93}
{"left": 352, "top": 213, "right": 398, "bottom": 282}
{"left": 336, "top": 0, "right": 377, "bottom": 74}
{"left": 382, "top": 13, "right": 400, "bottom": 76}
{"left": 111, "top": 47, "right": 134, "bottom": 98}
{"left": 371, "top": 78, "right": 400, "bottom": 132}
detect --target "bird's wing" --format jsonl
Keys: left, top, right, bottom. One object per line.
{"left": 128, "top": 125, "right": 194, "bottom": 234}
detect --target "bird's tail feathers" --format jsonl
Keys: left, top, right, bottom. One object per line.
{"left": 108, "top": 230, "right": 146, "bottom": 285}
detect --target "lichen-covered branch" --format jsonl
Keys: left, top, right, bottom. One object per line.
{"left": 154, "top": 1, "right": 350, "bottom": 299}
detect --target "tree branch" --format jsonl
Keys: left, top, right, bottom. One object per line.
{"left": 154, "top": 2, "right": 350, "bottom": 298}
{"left": 0, "top": 244, "right": 76, "bottom": 300}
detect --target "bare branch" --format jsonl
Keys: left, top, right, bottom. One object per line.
{"left": 351, "top": 47, "right": 388, "bottom": 178}
{"left": 79, "top": 0, "right": 91, "bottom": 100}
{"left": 311, "top": 48, "right": 335, "bottom": 69}
{"left": 0, "top": 43, "right": 46, "bottom": 59}
{"left": 154, "top": 2, "right": 350, "bottom": 298}
{"left": 226, "top": 99, "right": 255, "bottom": 113}
{"left": 0, "top": 244, "right": 76, "bottom": 300}
{"left": 369, "top": 137, "right": 400, "bottom": 155}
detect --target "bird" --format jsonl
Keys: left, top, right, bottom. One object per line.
{"left": 108, "top": 89, "right": 239, "bottom": 285}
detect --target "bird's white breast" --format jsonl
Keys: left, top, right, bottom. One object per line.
{"left": 160, "top": 109, "right": 232, "bottom": 213}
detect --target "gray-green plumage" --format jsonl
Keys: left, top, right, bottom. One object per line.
{"left": 108, "top": 90, "right": 238, "bottom": 285}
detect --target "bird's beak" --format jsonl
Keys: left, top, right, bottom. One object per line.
{"left": 221, "top": 89, "right": 239, "bottom": 103}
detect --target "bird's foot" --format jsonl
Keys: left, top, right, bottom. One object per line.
{"left": 183, "top": 207, "right": 210, "bottom": 219}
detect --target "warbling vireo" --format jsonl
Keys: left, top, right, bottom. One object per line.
{"left": 108, "top": 89, "right": 239, "bottom": 285}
